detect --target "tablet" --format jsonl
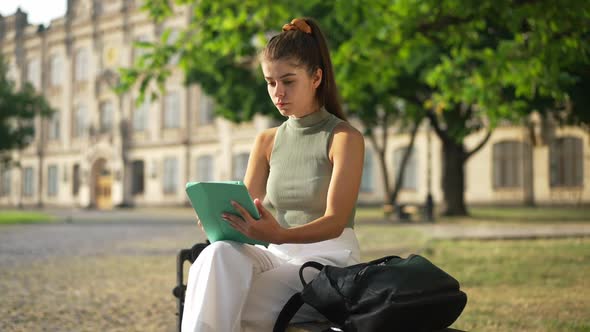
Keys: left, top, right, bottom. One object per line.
{"left": 185, "top": 181, "right": 268, "bottom": 246}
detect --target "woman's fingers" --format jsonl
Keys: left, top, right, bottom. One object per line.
{"left": 230, "top": 201, "right": 253, "bottom": 222}
{"left": 223, "top": 213, "right": 248, "bottom": 233}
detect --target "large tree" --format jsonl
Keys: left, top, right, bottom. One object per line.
{"left": 339, "top": 0, "right": 590, "bottom": 215}
{"left": 0, "top": 55, "right": 54, "bottom": 165}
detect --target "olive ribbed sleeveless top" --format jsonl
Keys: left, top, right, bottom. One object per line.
{"left": 266, "top": 108, "right": 355, "bottom": 229}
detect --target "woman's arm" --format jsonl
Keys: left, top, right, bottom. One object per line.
{"left": 243, "top": 127, "right": 276, "bottom": 201}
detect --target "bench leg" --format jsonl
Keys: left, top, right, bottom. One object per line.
{"left": 173, "top": 242, "right": 210, "bottom": 332}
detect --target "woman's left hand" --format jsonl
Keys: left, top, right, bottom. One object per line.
{"left": 222, "top": 198, "right": 286, "bottom": 244}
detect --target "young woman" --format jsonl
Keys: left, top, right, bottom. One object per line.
{"left": 181, "top": 17, "right": 365, "bottom": 332}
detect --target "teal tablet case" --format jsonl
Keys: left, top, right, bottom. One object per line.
{"left": 185, "top": 181, "right": 268, "bottom": 246}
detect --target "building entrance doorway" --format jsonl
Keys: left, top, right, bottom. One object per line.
{"left": 92, "top": 158, "right": 112, "bottom": 210}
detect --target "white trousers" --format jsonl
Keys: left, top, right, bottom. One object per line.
{"left": 181, "top": 228, "right": 360, "bottom": 332}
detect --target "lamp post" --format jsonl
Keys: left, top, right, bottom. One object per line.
{"left": 425, "top": 121, "right": 435, "bottom": 222}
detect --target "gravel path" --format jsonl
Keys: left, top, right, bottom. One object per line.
{"left": 0, "top": 215, "right": 205, "bottom": 332}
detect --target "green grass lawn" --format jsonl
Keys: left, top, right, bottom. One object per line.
{"left": 357, "top": 232, "right": 590, "bottom": 332}
{"left": 355, "top": 205, "right": 590, "bottom": 224}
{"left": 469, "top": 206, "right": 590, "bottom": 223}
{"left": 0, "top": 210, "right": 55, "bottom": 224}
{"left": 431, "top": 238, "right": 590, "bottom": 332}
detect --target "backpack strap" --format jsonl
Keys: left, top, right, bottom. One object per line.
{"left": 273, "top": 293, "right": 304, "bottom": 332}
{"left": 299, "top": 261, "right": 324, "bottom": 286}
{"left": 273, "top": 261, "right": 326, "bottom": 332}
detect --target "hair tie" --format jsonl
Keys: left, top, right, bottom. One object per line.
{"left": 282, "top": 18, "right": 312, "bottom": 34}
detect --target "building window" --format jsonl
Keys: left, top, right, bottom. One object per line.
{"left": 361, "top": 150, "right": 374, "bottom": 193}
{"left": 73, "top": 104, "right": 87, "bottom": 137}
{"left": 0, "top": 167, "right": 11, "bottom": 196}
{"left": 49, "top": 55, "right": 62, "bottom": 86}
{"left": 493, "top": 141, "right": 526, "bottom": 188}
{"left": 26, "top": 58, "right": 41, "bottom": 89}
{"left": 393, "top": 146, "right": 418, "bottom": 190}
{"left": 164, "top": 92, "right": 180, "bottom": 128}
{"left": 550, "top": 136, "right": 584, "bottom": 187}
{"left": 131, "top": 160, "right": 145, "bottom": 195}
{"left": 132, "top": 35, "right": 149, "bottom": 62}
{"left": 100, "top": 101, "right": 114, "bottom": 133}
{"left": 196, "top": 155, "right": 214, "bottom": 182}
{"left": 48, "top": 111, "right": 61, "bottom": 140}
{"left": 163, "top": 157, "right": 178, "bottom": 194}
{"left": 72, "top": 164, "right": 80, "bottom": 196}
{"left": 23, "top": 167, "right": 34, "bottom": 197}
{"left": 199, "top": 94, "right": 215, "bottom": 125}
{"left": 167, "top": 29, "right": 180, "bottom": 65}
{"left": 74, "top": 48, "right": 89, "bottom": 81}
{"left": 133, "top": 98, "right": 149, "bottom": 132}
{"left": 7, "top": 61, "right": 18, "bottom": 82}
{"left": 47, "top": 165, "right": 58, "bottom": 197}
{"left": 232, "top": 153, "right": 249, "bottom": 181}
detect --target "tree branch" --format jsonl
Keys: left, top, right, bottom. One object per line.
{"left": 381, "top": 111, "right": 389, "bottom": 155}
{"left": 465, "top": 129, "right": 493, "bottom": 161}
{"left": 426, "top": 110, "right": 451, "bottom": 143}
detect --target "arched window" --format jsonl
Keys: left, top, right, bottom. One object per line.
{"left": 133, "top": 98, "right": 149, "bottom": 132}
{"left": 232, "top": 153, "right": 249, "bottom": 181}
{"left": 550, "top": 136, "right": 583, "bottom": 187}
{"left": 131, "top": 160, "right": 145, "bottom": 195}
{"left": 100, "top": 101, "right": 114, "bottom": 133}
{"left": 47, "top": 165, "right": 59, "bottom": 197}
{"left": 163, "top": 157, "right": 179, "bottom": 194}
{"left": 199, "top": 94, "right": 215, "bottom": 125}
{"left": 360, "top": 149, "right": 374, "bottom": 193}
{"left": 48, "top": 111, "right": 61, "bottom": 140}
{"left": 393, "top": 146, "right": 418, "bottom": 190}
{"left": 164, "top": 91, "right": 180, "bottom": 128}
{"left": 493, "top": 141, "right": 528, "bottom": 188}
{"left": 49, "top": 54, "right": 62, "bottom": 86}
{"left": 74, "top": 48, "right": 89, "bottom": 81}
{"left": 0, "top": 166, "right": 11, "bottom": 196}
{"left": 73, "top": 104, "right": 87, "bottom": 137}
{"left": 23, "top": 167, "right": 35, "bottom": 197}
{"left": 26, "top": 58, "right": 40, "bottom": 89}
{"left": 196, "top": 155, "right": 214, "bottom": 182}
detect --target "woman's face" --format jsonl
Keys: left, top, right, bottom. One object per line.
{"left": 261, "top": 59, "right": 322, "bottom": 118}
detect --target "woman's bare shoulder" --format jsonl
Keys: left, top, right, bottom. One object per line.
{"left": 255, "top": 127, "right": 279, "bottom": 160}
{"left": 333, "top": 121, "right": 364, "bottom": 141}
{"left": 257, "top": 127, "right": 278, "bottom": 145}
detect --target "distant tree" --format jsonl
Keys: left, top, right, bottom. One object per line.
{"left": 0, "top": 55, "right": 54, "bottom": 165}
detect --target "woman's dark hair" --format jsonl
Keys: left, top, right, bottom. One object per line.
{"left": 262, "top": 18, "right": 347, "bottom": 121}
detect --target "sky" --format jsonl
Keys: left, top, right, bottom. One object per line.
{"left": 0, "top": 0, "right": 67, "bottom": 26}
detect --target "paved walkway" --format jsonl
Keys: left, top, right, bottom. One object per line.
{"left": 38, "top": 206, "right": 590, "bottom": 240}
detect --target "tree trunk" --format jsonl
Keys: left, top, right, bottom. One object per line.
{"left": 366, "top": 133, "right": 392, "bottom": 213}
{"left": 441, "top": 139, "right": 468, "bottom": 216}
{"left": 389, "top": 119, "right": 421, "bottom": 206}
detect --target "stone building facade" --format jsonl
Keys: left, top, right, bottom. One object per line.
{"left": 1, "top": 0, "right": 588, "bottom": 209}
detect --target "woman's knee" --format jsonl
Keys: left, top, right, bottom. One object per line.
{"left": 191, "top": 241, "right": 248, "bottom": 270}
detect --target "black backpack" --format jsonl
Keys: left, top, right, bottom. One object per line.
{"left": 273, "top": 254, "right": 467, "bottom": 332}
